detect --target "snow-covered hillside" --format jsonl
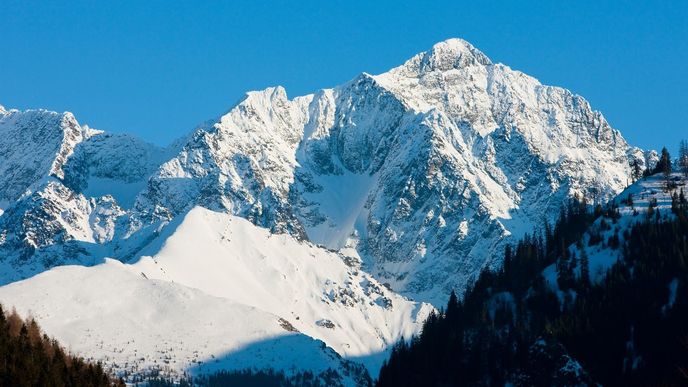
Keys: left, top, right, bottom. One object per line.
{"left": 0, "top": 206, "right": 431, "bottom": 385}
{"left": 543, "top": 173, "right": 686, "bottom": 292}
{"left": 0, "top": 260, "right": 370, "bottom": 386}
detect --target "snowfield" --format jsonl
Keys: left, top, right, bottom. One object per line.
{"left": 0, "top": 206, "right": 431, "bottom": 384}
{"left": 0, "top": 259, "right": 368, "bottom": 384}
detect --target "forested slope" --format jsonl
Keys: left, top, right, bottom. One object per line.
{"left": 378, "top": 172, "right": 688, "bottom": 386}
{"left": 0, "top": 304, "right": 122, "bottom": 387}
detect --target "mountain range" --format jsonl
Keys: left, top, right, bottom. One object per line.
{"left": 0, "top": 39, "right": 657, "bottom": 385}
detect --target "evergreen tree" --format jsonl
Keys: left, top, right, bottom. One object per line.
{"left": 446, "top": 290, "right": 459, "bottom": 322}
{"left": 679, "top": 139, "right": 688, "bottom": 178}
{"left": 654, "top": 147, "right": 672, "bottom": 177}
{"left": 579, "top": 248, "right": 591, "bottom": 289}
{"left": 630, "top": 159, "right": 643, "bottom": 182}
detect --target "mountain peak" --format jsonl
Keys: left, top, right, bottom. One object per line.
{"left": 390, "top": 38, "right": 492, "bottom": 77}
{"left": 244, "top": 85, "right": 288, "bottom": 102}
{"left": 425, "top": 38, "right": 492, "bottom": 69}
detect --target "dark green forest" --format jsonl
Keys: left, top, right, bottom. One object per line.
{"left": 146, "top": 368, "right": 352, "bottom": 387}
{"left": 0, "top": 304, "right": 123, "bottom": 387}
{"left": 378, "top": 179, "right": 688, "bottom": 386}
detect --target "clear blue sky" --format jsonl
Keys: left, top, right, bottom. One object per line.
{"left": 1, "top": 1, "right": 686, "bottom": 153}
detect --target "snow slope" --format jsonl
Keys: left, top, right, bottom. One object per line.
{"left": 134, "top": 207, "right": 432, "bottom": 366}
{"left": 0, "top": 206, "right": 431, "bottom": 384}
{"left": 0, "top": 260, "right": 370, "bottom": 386}
{"left": 543, "top": 173, "right": 687, "bottom": 291}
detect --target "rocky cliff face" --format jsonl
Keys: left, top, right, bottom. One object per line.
{"left": 0, "top": 108, "right": 170, "bottom": 281}
{"left": 0, "top": 39, "right": 653, "bottom": 305}
{"left": 0, "top": 109, "right": 85, "bottom": 207}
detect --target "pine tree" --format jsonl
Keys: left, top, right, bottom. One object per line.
{"left": 654, "top": 147, "right": 672, "bottom": 177}
{"left": 630, "top": 159, "right": 643, "bottom": 182}
{"left": 446, "top": 290, "right": 459, "bottom": 322}
{"left": 679, "top": 139, "right": 688, "bottom": 178}
{"left": 557, "top": 244, "right": 573, "bottom": 290}
{"left": 579, "top": 248, "right": 591, "bottom": 289}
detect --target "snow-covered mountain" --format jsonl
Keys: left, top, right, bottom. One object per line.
{"left": 0, "top": 38, "right": 655, "bottom": 383}
{"left": 0, "top": 108, "right": 172, "bottom": 281}
{"left": 129, "top": 38, "right": 653, "bottom": 304}
{"left": 0, "top": 107, "right": 433, "bottom": 385}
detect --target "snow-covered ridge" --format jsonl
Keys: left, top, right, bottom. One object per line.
{"left": 0, "top": 260, "right": 370, "bottom": 385}
{"left": 0, "top": 206, "right": 431, "bottom": 385}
